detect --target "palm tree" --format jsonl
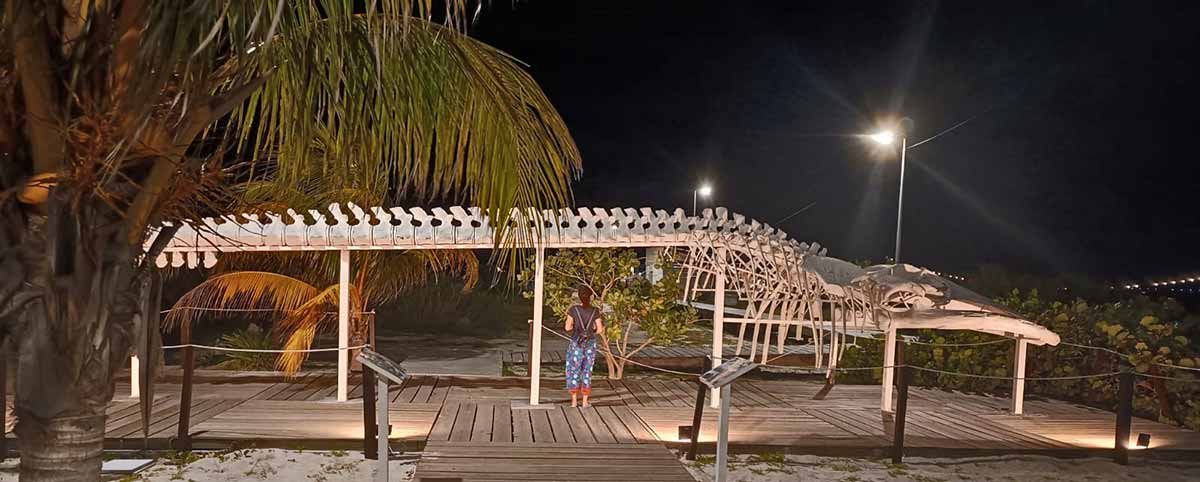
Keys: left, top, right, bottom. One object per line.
{"left": 165, "top": 250, "right": 479, "bottom": 374}
{"left": 0, "top": 2, "right": 580, "bottom": 479}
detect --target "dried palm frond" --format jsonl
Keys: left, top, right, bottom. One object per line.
{"left": 163, "top": 271, "right": 325, "bottom": 331}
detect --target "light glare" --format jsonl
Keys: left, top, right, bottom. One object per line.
{"left": 697, "top": 185, "right": 713, "bottom": 197}
{"left": 868, "top": 131, "right": 896, "bottom": 145}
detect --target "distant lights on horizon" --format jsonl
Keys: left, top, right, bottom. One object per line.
{"left": 1125, "top": 274, "right": 1200, "bottom": 290}
{"left": 928, "top": 270, "right": 967, "bottom": 282}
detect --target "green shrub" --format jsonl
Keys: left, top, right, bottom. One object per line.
{"left": 837, "top": 290, "right": 1199, "bottom": 430}
{"left": 209, "top": 324, "right": 276, "bottom": 370}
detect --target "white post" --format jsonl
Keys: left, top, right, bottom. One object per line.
{"left": 376, "top": 377, "right": 389, "bottom": 482}
{"left": 715, "top": 384, "right": 732, "bottom": 482}
{"left": 337, "top": 249, "right": 351, "bottom": 402}
{"left": 529, "top": 245, "right": 545, "bottom": 406}
{"left": 130, "top": 355, "right": 140, "bottom": 398}
{"left": 881, "top": 326, "right": 897, "bottom": 412}
{"left": 1011, "top": 338, "right": 1028, "bottom": 415}
{"left": 710, "top": 247, "right": 727, "bottom": 408}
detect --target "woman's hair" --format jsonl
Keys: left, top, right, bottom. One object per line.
{"left": 577, "top": 285, "right": 594, "bottom": 297}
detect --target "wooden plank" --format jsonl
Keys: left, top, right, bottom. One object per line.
{"left": 512, "top": 409, "right": 533, "bottom": 443}
{"left": 545, "top": 408, "right": 576, "bottom": 443}
{"left": 529, "top": 409, "right": 555, "bottom": 443}
{"left": 596, "top": 406, "right": 637, "bottom": 443}
{"left": 562, "top": 408, "right": 597, "bottom": 443}
{"left": 581, "top": 407, "right": 618, "bottom": 443}
{"left": 449, "top": 402, "right": 477, "bottom": 442}
{"left": 394, "top": 376, "right": 421, "bottom": 403}
{"left": 412, "top": 376, "right": 434, "bottom": 403}
{"left": 613, "top": 406, "right": 658, "bottom": 442}
{"left": 428, "top": 377, "right": 451, "bottom": 404}
{"left": 106, "top": 398, "right": 180, "bottom": 438}
{"left": 427, "top": 401, "right": 459, "bottom": 442}
{"left": 492, "top": 404, "right": 513, "bottom": 443}
{"left": 471, "top": 403, "right": 495, "bottom": 442}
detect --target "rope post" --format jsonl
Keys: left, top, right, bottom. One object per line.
{"left": 891, "top": 365, "right": 911, "bottom": 464}
{"left": 1114, "top": 369, "right": 1134, "bottom": 465}
{"left": 687, "top": 356, "right": 711, "bottom": 461}
{"left": 362, "top": 368, "right": 377, "bottom": 459}
{"left": 176, "top": 337, "right": 195, "bottom": 451}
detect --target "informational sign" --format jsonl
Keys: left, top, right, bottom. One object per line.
{"left": 699, "top": 357, "right": 758, "bottom": 389}
{"left": 357, "top": 348, "right": 408, "bottom": 385}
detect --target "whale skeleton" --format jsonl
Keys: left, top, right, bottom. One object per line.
{"left": 149, "top": 203, "right": 1057, "bottom": 413}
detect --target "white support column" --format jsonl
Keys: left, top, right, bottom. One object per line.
{"left": 710, "top": 248, "right": 727, "bottom": 408}
{"left": 881, "top": 326, "right": 897, "bottom": 412}
{"left": 529, "top": 245, "right": 545, "bottom": 406}
{"left": 337, "top": 249, "right": 351, "bottom": 402}
{"left": 130, "top": 355, "right": 140, "bottom": 398}
{"left": 1011, "top": 337, "right": 1028, "bottom": 415}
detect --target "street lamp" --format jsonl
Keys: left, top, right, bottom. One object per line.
{"left": 693, "top": 184, "right": 713, "bottom": 216}
{"left": 868, "top": 129, "right": 907, "bottom": 264}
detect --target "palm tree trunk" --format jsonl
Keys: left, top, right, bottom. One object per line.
{"left": 11, "top": 202, "right": 137, "bottom": 481}
{"left": 15, "top": 410, "right": 105, "bottom": 482}
{"left": 14, "top": 309, "right": 115, "bottom": 482}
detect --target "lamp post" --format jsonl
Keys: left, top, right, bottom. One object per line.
{"left": 868, "top": 131, "right": 907, "bottom": 264}
{"left": 693, "top": 184, "right": 713, "bottom": 216}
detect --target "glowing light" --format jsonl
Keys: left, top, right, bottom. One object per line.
{"left": 868, "top": 131, "right": 896, "bottom": 145}
{"left": 697, "top": 185, "right": 713, "bottom": 197}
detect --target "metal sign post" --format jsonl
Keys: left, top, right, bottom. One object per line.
{"left": 356, "top": 348, "right": 412, "bottom": 482}
{"left": 698, "top": 357, "right": 758, "bottom": 482}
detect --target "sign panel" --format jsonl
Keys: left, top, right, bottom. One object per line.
{"left": 699, "top": 357, "right": 758, "bottom": 389}
{"left": 356, "top": 348, "right": 408, "bottom": 385}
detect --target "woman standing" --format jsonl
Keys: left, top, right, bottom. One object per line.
{"left": 565, "top": 286, "right": 604, "bottom": 407}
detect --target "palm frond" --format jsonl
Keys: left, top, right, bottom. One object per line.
{"left": 227, "top": 13, "right": 580, "bottom": 256}
{"left": 163, "top": 271, "right": 321, "bottom": 330}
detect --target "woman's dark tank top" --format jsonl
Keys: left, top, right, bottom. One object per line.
{"left": 569, "top": 305, "right": 600, "bottom": 345}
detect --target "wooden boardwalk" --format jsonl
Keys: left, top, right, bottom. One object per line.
{"left": 72, "top": 370, "right": 1200, "bottom": 456}
{"left": 415, "top": 442, "right": 695, "bottom": 482}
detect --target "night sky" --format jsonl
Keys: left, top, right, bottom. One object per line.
{"left": 472, "top": 1, "right": 1200, "bottom": 282}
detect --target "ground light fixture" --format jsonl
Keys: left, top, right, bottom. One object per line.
{"left": 678, "top": 424, "right": 694, "bottom": 442}
{"left": 1136, "top": 433, "right": 1151, "bottom": 448}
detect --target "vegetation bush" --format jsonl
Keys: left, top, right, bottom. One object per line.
{"left": 207, "top": 324, "right": 277, "bottom": 371}
{"left": 838, "top": 290, "right": 1200, "bottom": 430}
{"left": 379, "top": 280, "right": 530, "bottom": 337}
{"left": 521, "top": 248, "right": 697, "bottom": 379}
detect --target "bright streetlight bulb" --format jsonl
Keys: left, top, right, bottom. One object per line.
{"left": 697, "top": 185, "right": 713, "bottom": 197}
{"left": 868, "top": 130, "right": 896, "bottom": 145}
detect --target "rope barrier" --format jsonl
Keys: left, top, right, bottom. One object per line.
{"left": 908, "top": 365, "right": 1122, "bottom": 381}
{"left": 1135, "top": 372, "right": 1200, "bottom": 383}
{"left": 160, "top": 343, "right": 369, "bottom": 353}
